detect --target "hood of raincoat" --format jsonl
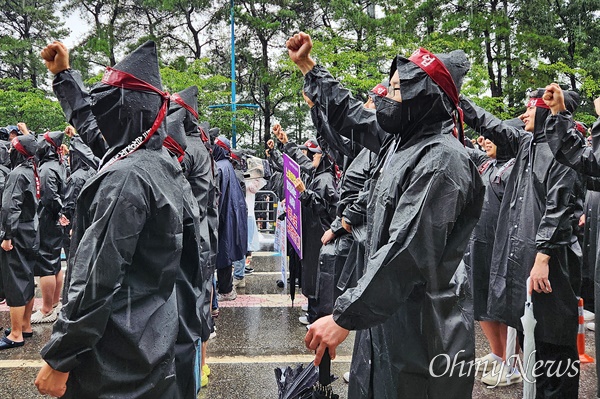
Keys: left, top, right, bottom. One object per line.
{"left": 37, "top": 131, "right": 64, "bottom": 165}
{"left": 213, "top": 135, "right": 230, "bottom": 162}
{"left": 89, "top": 41, "right": 167, "bottom": 156}
{"left": 529, "top": 88, "right": 579, "bottom": 142}
{"left": 0, "top": 142, "right": 9, "bottom": 168}
{"left": 69, "top": 135, "right": 100, "bottom": 173}
{"left": 169, "top": 86, "right": 199, "bottom": 137}
{"left": 376, "top": 49, "right": 470, "bottom": 145}
{"left": 10, "top": 134, "right": 38, "bottom": 168}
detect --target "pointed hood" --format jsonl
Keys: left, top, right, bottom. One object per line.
{"left": 69, "top": 135, "right": 100, "bottom": 173}
{"left": 166, "top": 85, "right": 198, "bottom": 159}
{"left": 10, "top": 134, "right": 38, "bottom": 168}
{"left": 528, "top": 88, "right": 579, "bottom": 142}
{"left": 90, "top": 41, "right": 169, "bottom": 164}
{"left": 37, "top": 131, "right": 64, "bottom": 165}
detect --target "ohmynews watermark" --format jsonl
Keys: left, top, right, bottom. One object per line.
{"left": 429, "top": 350, "right": 580, "bottom": 388}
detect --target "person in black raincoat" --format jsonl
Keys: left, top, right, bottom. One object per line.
{"left": 213, "top": 135, "right": 247, "bottom": 300}
{"left": 287, "top": 33, "right": 484, "bottom": 398}
{"left": 460, "top": 86, "right": 583, "bottom": 397}
{"left": 539, "top": 87, "right": 600, "bottom": 398}
{"left": 171, "top": 87, "right": 216, "bottom": 388}
{"left": 461, "top": 134, "right": 517, "bottom": 384}
{"left": 164, "top": 99, "right": 207, "bottom": 398}
{"left": 32, "top": 130, "right": 67, "bottom": 325}
{"left": 0, "top": 135, "right": 39, "bottom": 350}
{"left": 274, "top": 127, "right": 339, "bottom": 324}
{"left": 36, "top": 40, "right": 184, "bottom": 399}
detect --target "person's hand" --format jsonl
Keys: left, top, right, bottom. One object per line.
{"left": 294, "top": 178, "right": 305, "bottom": 193}
{"left": 40, "top": 41, "right": 70, "bottom": 75}
{"left": 304, "top": 315, "right": 349, "bottom": 366}
{"left": 529, "top": 253, "right": 552, "bottom": 294}
{"left": 267, "top": 139, "right": 275, "bottom": 150}
{"left": 59, "top": 215, "right": 70, "bottom": 227}
{"left": 286, "top": 32, "right": 316, "bottom": 75}
{"left": 579, "top": 213, "right": 586, "bottom": 228}
{"left": 594, "top": 96, "right": 600, "bottom": 117}
{"left": 35, "top": 362, "right": 69, "bottom": 397}
{"left": 341, "top": 218, "right": 352, "bottom": 233}
{"left": 273, "top": 124, "right": 288, "bottom": 144}
{"left": 543, "top": 83, "right": 567, "bottom": 115}
{"left": 321, "top": 229, "right": 336, "bottom": 245}
{"left": 476, "top": 136, "right": 484, "bottom": 147}
{"left": 64, "top": 125, "right": 75, "bottom": 138}
{"left": 17, "top": 122, "right": 29, "bottom": 135}
{"left": 1, "top": 239, "right": 12, "bottom": 252}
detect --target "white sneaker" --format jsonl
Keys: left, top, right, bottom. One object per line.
{"left": 343, "top": 372, "right": 350, "bottom": 383}
{"left": 217, "top": 289, "right": 237, "bottom": 301}
{"left": 475, "top": 353, "right": 501, "bottom": 374}
{"left": 301, "top": 303, "right": 308, "bottom": 312}
{"left": 481, "top": 363, "right": 522, "bottom": 387}
{"left": 31, "top": 309, "right": 57, "bottom": 324}
{"left": 299, "top": 316, "right": 310, "bottom": 325}
{"left": 233, "top": 278, "right": 245, "bottom": 288}
{"left": 587, "top": 322, "right": 595, "bottom": 332}
{"left": 584, "top": 309, "right": 595, "bottom": 321}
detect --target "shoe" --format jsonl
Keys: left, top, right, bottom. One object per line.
{"left": 217, "top": 290, "right": 237, "bottom": 301}
{"left": 244, "top": 267, "right": 254, "bottom": 275}
{"left": 211, "top": 308, "right": 219, "bottom": 319}
{"left": 475, "top": 353, "right": 501, "bottom": 374}
{"left": 4, "top": 329, "right": 33, "bottom": 338}
{"left": 0, "top": 336, "right": 24, "bottom": 350}
{"left": 481, "top": 363, "right": 522, "bottom": 387}
{"left": 202, "top": 364, "right": 211, "bottom": 377}
{"left": 301, "top": 303, "right": 308, "bottom": 312}
{"left": 53, "top": 302, "right": 63, "bottom": 313}
{"left": 587, "top": 322, "right": 595, "bottom": 332}
{"left": 31, "top": 309, "right": 57, "bottom": 324}
{"left": 343, "top": 372, "right": 350, "bottom": 383}
{"left": 299, "top": 316, "right": 310, "bottom": 325}
{"left": 233, "top": 277, "right": 246, "bottom": 288}
{"left": 209, "top": 331, "right": 217, "bottom": 340}
{"left": 584, "top": 309, "right": 595, "bottom": 321}
{"left": 201, "top": 372, "right": 208, "bottom": 388}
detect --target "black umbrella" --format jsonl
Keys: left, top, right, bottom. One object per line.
{"left": 275, "top": 349, "right": 338, "bottom": 399}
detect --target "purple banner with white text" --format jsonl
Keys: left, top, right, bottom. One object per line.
{"left": 283, "top": 153, "right": 302, "bottom": 259}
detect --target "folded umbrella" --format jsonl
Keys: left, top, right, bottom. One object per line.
{"left": 521, "top": 277, "right": 536, "bottom": 399}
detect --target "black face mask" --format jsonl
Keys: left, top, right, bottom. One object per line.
{"left": 374, "top": 95, "right": 403, "bottom": 135}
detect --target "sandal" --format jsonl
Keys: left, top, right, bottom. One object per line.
{"left": 4, "top": 329, "right": 33, "bottom": 338}
{"left": 0, "top": 336, "right": 24, "bottom": 350}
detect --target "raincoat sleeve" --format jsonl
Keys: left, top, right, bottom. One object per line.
{"left": 40, "top": 167, "right": 63, "bottom": 218}
{"left": 283, "top": 142, "right": 314, "bottom": 174}
{"left": 63, "top": 174, "right": 85, "bottom": 221}
{"left": 329, "top": 217, "right": 347, "bottom": 237}
{"left": 1, "top": 173, "right": 25, "bottom": 241}
{"left": 342, "top": 185, "right": 369, "bottom": 228}
{"left": 268, "top": 148, "right": 284, "bottom": 172}
{"left": 545, "top": 112, "right": 600, "bottom": 177}
{"left": 464, "top": 146, "right": 490, "bottom": 167}
{"left": 460, "top": 96, "right": 525, "bottom": 159}
{"left": 333, "top": 162, "right": 471, "bottom": 330}
{"left": 311, "top": 105, "right": 363, "bottom": 160}
{"left": 41, "top": 172, "right": 150, "bottom": 372}
{"left": 303, "top": 65, "right": 384, "bottom": 153}
{"left": 535, "top": 157, "right": 582, "bottom": 252}
{"left": 53, "top": 69, "right": 110, "bottom": 159}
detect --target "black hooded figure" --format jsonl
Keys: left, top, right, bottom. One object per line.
{"left": 0, "top": 135, "right": 39, "bottom": 333}
{"left": 0, "top": 143, "right": 10, "bottom": 197}
{"left": 39, "top": 41, "right": 184, "bottom": 398}
{"left": 300, "top": 44, "right": 484, "bottom": 398}
{"left": 460, "top": 89, "right": 584, "bottom": 397}
{"left": 165, "top": 87, "right": 209, "bottom": 398}
{"left": 33, "top": 130, "right": 67, "bottom": 323}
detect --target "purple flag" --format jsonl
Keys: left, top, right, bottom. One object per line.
{"left": 283, "top": 153, "right": 302, "bottom": 259}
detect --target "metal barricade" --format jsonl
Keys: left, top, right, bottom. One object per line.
{"left": 254, "top": 190, "right": 279, "bottom": 234}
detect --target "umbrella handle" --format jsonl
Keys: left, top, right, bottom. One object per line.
{"left": 526, "top": 277, "right": 532, "bottom": 303}
{"left": 319, "top": 348, "right": 331, "bottom": 386}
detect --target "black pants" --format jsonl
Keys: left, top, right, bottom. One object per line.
{"left": 518, "top": 333, "right": 579, "bottom": 399}
{"left": 216, "top": 266, "right": 233, "bottom": 294}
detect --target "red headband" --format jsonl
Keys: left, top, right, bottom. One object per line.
{"left": 199, "top": 127, "right": 209, "bottom": 143}
{"left": 409, "top": 48, "right": 464, "bottom": 142}
{"left": 11, "top": 137, "right": 40, "bottom": 198}
{"left": 44, "top": 132, "right": 63, "bottom": 164}
{"left": 163, "top": 136, "right": 185, "bottom": 163}
{"left": 230, "top": 152, "right": 241, "bottom": 161}
{"left": 171, "top": 93, "right": 199, "bottom": 119}
{"left": 527, "top": 97, "right": 550, "bottom": 110}
{"left": 371, "top": 84, "right": 388, "bottom": 97}
{"left": 215, "top": 138, "right": 230, "bottom": 153}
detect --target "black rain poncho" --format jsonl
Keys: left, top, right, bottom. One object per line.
{"left": 0, "top": 135, "right": 39, "bottom": 307}
{"left": 463, "top": 146, "right": 515, "bottom": 321}
{"left": 41, "top": 41, "right": 184, "bottom": 399}
{"left": 461, "top": 96, "right": 583, "bottom": 346}
{"left": 35, "top": 131, "right": 67, "bottom": 277}
{"left": 304, "top": 49, "right": 484, "bottom": 398}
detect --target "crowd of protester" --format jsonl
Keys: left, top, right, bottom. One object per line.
{"left": 0, "top": 31, "right": 597, "bottom": 398}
